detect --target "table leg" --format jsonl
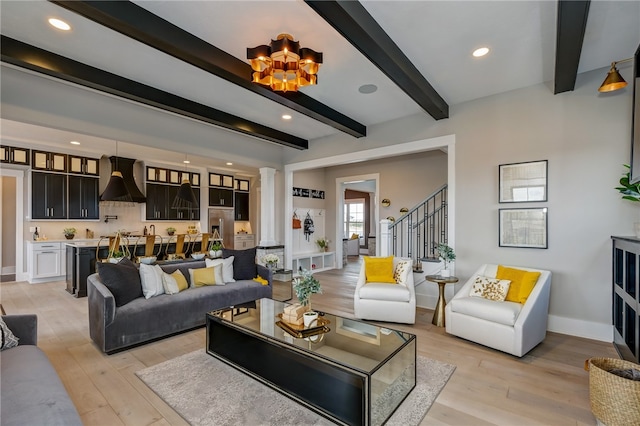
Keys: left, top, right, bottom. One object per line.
{"left": 432, "top": 282, "right": 447, "bottom": 327}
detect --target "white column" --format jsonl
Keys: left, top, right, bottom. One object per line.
{"left": 379, "top": 219, "right": 391, "bottom": 257}
{"left": 259, "top": 167, "right": 277, "bottom": 246}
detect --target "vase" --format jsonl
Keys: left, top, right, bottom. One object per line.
{"left": 440, "top": 269, "right": 450, "bottom": 277}
{"left": 324, "top": 247, "right": 328, "bottom": 252}
{"left": 267, "top": 262, "right": 277, "bottom": 271}
{"left": 303, "top": 311, "right": 318, "bottom": 328}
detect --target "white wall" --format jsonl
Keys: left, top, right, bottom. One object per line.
{"left": 285, "top": 68, "right": 633, "bottom": 341}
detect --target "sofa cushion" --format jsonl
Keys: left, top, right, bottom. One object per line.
{"left": 205, "top": 257, "right": 235, "bottom": 283}
{"left": 222, "top": 247, "right": 256, "bottom": 280}
{"left": 139, "top": 264, "right": 165, "bottom": 299}
{"left": 469, "top": 275, "right": 511, "bottom": 301}
{"left": 497, "top": 265, "right": 541, "bottom": 303}
{"left": 363, "top": 256, "right": 395, "bottom": 283}
{"left": 162, "top": 270, "right": 189, "bottom": 294}
{"left": 96, "top": 258, "right": 143, "bottom": 307}
{"left": 449, "top": 297, "right": 522, "bottom": 326}
{"left": 0, "top": 317, "right": 19, "bottom": 350}
{"left": 359, "top": 283, "right": 411, "bottom": 302}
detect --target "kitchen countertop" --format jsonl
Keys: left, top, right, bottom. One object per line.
{"left": 27, "top": 234, "right": 203, "bottom": 247}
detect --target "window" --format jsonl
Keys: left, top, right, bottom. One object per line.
{"left": 344, "top": 199, "right": 364, "bottom": 238}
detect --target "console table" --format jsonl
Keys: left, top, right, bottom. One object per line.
{"left": 611, "top": 236, "right": 640, "bottom": 363}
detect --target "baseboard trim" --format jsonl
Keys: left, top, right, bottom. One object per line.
{"left": 547, "top": 314, "right": 612, "bottom": 343}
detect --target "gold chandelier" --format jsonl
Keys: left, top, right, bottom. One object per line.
{"left": 247, "top": 33, "right": 322, "bottom": 92}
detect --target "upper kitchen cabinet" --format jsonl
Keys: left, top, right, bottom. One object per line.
{"left": 168, "top": 185, "right": 201, "bottom": 221}
{"left": 146, "top": 183, "right": 170, "bottom": 220}
{"left": 32, "top": 150, "right": 67, "bottom": 172}
{"left": 234, "top": 178, "right": 250, "bottom": 192}
{"left": 68, "top": 175, "right": 99, "bottom": 220}
{"left": 209, "top": 187, "right": 234, "bottom": 207}
{"left": 209, "top": 172, "right": 234, "bottom": 188}
{"left": 31, "top": 171, "right": 67, "bottom": 219}
{"left": 1, "top": 145, "right": 30, "bottom": 165}
{"left": 68, "top": 155, "right": 99, "bottom": 176}
{"left": 234, "top": 192, "right": 249, "bottom": 221}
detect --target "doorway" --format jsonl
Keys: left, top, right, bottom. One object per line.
{"left": 0, "top": 169, "right": 25, "bottom": 282}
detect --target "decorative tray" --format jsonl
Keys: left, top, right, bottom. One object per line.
{"left": 275, "top": 314, "right": 330, "bottom": 339}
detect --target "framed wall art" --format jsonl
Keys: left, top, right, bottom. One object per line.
{"left": 499, "top": 160, "right": 548, "bottom": 203}
{"left": 499, "top": 207, "right": 548, "bottom": 249}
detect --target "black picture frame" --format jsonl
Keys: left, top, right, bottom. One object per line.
{"left": 499, "top": 160, "right": 548, "bottom": 203}
{"left": 499, "top": 207, "right": 548, "bottom": 249}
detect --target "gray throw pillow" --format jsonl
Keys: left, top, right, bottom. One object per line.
{"left": 96, "top": 258, "right": 143, "bottom": 307}
{"left": 222, "top": 247, "right": 257, "bottom": 280}
{"left": 0, "top": 317, "right": 19, "bottom": 351}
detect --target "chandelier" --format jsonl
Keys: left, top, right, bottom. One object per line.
{"left": 247, "top": 33, "right": 322, "bottom": 92}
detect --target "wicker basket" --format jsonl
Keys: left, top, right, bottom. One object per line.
{"left": 586, "top": 357, "right": 640, "bottom": 426}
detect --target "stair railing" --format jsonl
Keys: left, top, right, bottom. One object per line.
{"left": 388, "top": 184, "right": 448, "bottom": 265}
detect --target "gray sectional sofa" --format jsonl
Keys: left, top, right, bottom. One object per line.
{"left": 1, "top": 314, "right": 82, "bottom": 426}
{"left": 87, "top": 258, "right": 273, "bottom": 354}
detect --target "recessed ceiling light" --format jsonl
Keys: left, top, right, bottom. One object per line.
{"left": 183, "top": 160, "right": 190, "bottom": 164}
{"left": 358, "top": 84, "right": 378, "bottom": 94}
{"left": 472, "top": 47, "right": 490, "bottom": 58}
{"left": 282, "top": 114, "right": 292, "bottom": 120}
{"left": 48, "top": 18, "right": 71, "bottom": 31}
{"left": 70, "top": 141, "right": 80, "bottom": 145}
{"left": 226, "top": 162, "right": 233, "bottom": 166}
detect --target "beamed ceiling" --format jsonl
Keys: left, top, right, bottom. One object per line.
{"left": 1, "top": 1, "right": 639, "bottom": 157}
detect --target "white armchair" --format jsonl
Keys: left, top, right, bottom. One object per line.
{"left": 353, "top": 257, "right": 416, "bottom": 324}
{"left": 445, "top": 264, "right": 551, "bottom": 357}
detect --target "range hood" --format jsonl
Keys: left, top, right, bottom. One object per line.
{"left": 102, "top": 156, "right": 146, "bottom": 203}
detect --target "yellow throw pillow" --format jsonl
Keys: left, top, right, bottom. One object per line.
{"left": 363, "top": 256, "right": 396, "bottom": 283}
{"left": 192, "top": 266, "right": 217, "bottom": 287}
{"left": 162, "top": 269, "right": 189, "bottom": 294}
{"left": 497, "top": 265, "right": 541, "bottom": 303}
{"left": 351, "top": 233, "right": 359, "bottom": 240}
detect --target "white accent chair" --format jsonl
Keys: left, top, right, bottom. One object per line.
{"left": 353, "top": 257, "right": 416, "bottom": 324}
{"left": 445, "top": 264, "right": 551, "bottom": 357}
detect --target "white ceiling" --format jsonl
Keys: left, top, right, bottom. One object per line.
{"left": 1, "top": 0, "right": 639, "bottom": 169}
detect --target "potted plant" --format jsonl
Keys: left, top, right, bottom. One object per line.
{"left": 166, "top": 227, "right": 176, "bottom": 236}
{"left": 208, "top": 241, "right": 223, "bottom": 258}
{"left": 316, "top": 237, "right": 330, "bottom": 252}
{"left": 436, "top": 243, "right": 456, "bottom": 277}
{"left": 261, "top": 253, "right": 280, "bottom": 270}
{"left": 109, "top": 250, "right": 125, "bottom": 263}
{"left": 63, "top": 227, "right": 76, "bottom": 240}
{"left": 615, "top": 164, "right": 640, "bottom": 237}
{"left": 293, "top": 269, "right": 322, "bottom": 327}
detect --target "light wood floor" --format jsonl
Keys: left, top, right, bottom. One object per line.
{"left": 1, "top": 258, "right": 618, "bottom": 425}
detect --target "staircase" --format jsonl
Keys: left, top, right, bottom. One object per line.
{"left": 387, "top": 184, "right": 448, "bottom": 268}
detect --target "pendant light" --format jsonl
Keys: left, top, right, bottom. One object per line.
{"left": 171, "top": 156, "right": 199, "bottom": 210}
{"left": 100, "top": 141, "right": 132, "bottom": 202}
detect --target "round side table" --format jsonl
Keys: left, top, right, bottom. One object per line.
{"left": 425, "top": 275, "right": 459, "bottom": 327}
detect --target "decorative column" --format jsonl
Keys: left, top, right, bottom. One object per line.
{"left": 259, "top": 167, "right": 277, "bottom": 247}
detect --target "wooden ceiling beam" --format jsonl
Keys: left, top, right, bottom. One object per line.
{"left": 50, "top": 0, "right": 367, "bottom": 138}
{"left": 305, "top": 0, "right": 449, "bottom": 120}
{"left": 1, "top": 36, "right": 309, "bottom": 150}
{"left": 554, "top": 0, "right": 591, "bottom": 94}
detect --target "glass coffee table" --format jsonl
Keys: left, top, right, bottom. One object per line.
{"left": 206, "top": 298, "right": 416, "bottom": 426}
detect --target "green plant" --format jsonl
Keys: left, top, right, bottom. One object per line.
{"left": 166, "top": 227, "right": 176, "bottom": 233}
{"left": 63, "top": 227, "right": 76, "bottom": 236}
{"left": 293, "top": 269, "right": 322, "bottom": 310}
{"left": 615, "top": 164, "right": 640, "bottom": 202}
{"left": 208, "top": 241, "right": 223, "bottom": 251}
{"left": 436, "top": 243, "right": 456, "bottom": 268}
{"left": 316, "top": 237, "right": 330, "bottom": 249}
{"left": 111, "top": 250, "right": 124, "bottom": 258}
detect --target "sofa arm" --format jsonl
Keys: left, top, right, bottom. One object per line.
{"left": 87, "top": 273, "right": 116, "bottom": 352}
{"left": 2, "top": 314, "right": 37, "bottom": 346}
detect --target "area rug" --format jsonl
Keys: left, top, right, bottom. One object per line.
{"left": 136, "top": 350, "right": 455, "bottom": 426}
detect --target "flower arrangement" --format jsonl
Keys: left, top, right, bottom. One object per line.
{"left": 293, "top": 269, "right": 322, "bottom": 310}
{"left": 262, "top": 253, "right": 280, "bottom": 269}
{"left": 316, "top": 237, "right": 330, "bottom": 251}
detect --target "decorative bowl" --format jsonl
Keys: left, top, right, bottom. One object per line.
{"left": 139, "top": 256, "right": 157, "bottom": 264}
{"left": 191, "top": 253, "right": 206, "bottom": 260}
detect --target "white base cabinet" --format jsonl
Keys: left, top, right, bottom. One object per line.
{"left": 234, "top": 234, "right": 255, "bottom": 249}
{"left": 27, "top": 241, "right": 65, "bottom": 283}
{"left": 292, "top": 252, "right": 335, "bottom": 276}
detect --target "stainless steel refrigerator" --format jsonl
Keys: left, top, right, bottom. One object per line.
{"left": 208, "top": 208, "right": 235, "bottom": 249}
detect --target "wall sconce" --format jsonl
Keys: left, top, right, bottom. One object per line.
{"left": 598, "top": 58, "right": 633, "bottom": 92}
{"left": 381, "top": 199, "right": 391, "bottom": 207}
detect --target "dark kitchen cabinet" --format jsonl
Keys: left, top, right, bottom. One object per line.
{"left": 68, "top": 176, "right": 99, "bottom": 219}
{"left": 1, "top": 145, "right": 30, "bottom": 165}
{"left": 146, "top": 183, "right": 170, "bottom": 220}
{"left": 31, "top": 172, "right": 67, "bottom": 219}
{"left": 68, "top": 155, "right": 99, "bottom": 176}
{"left": 168, "top": 186, "right": 201, "bottom": 220}
{"left": 66, "top": 245, "right": 96, "bottom": 298}
{"left": 234, "top": 192, "right": 249, "bottom": 221}
{"left": 32, "top": 150, "right": 67, "bottom": 172}
{"left": 209, "top": 188, "right": 234, "bottom": 207}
